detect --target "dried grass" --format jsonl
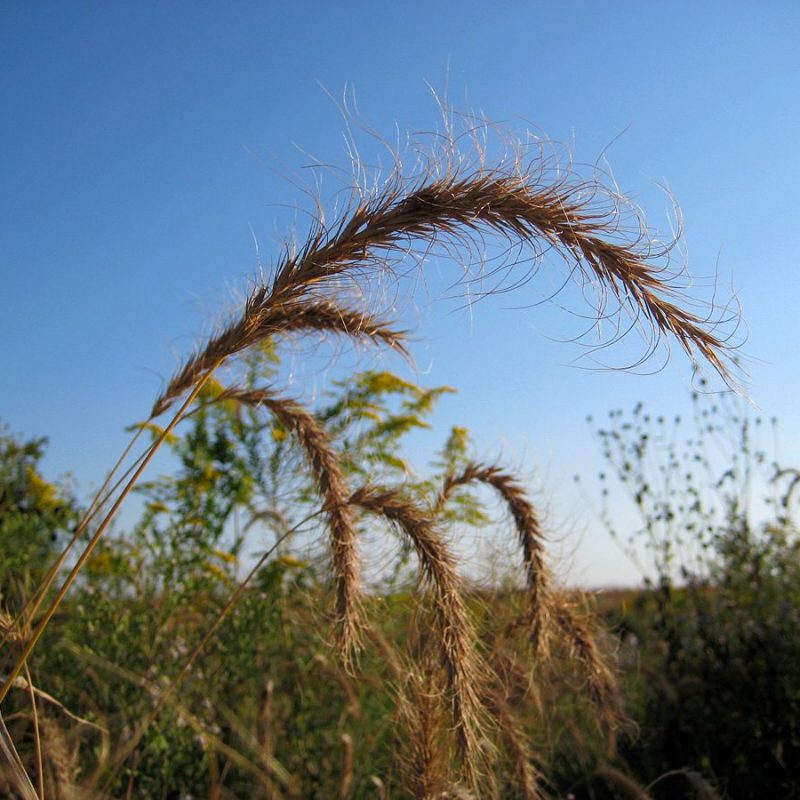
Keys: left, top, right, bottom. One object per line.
{"left": 440, "top": 462, "right": 552, "bottom": 658}
{"left": 154, "top": 125, "right": 736, "bottom": 428}
{"left": 401, "top": 663, "right": 452, "bottom": 799}
{"left": 219, "top": 387, "right": 364, "bottom": 660}
{"left": 350, "top": 486, "right": 492, "bottom": 788}
{"left": 482, "top": 688, "right": 546, "bottom": 800}
{"left": 552, "top": 595, "right": 623, "bottom": 725}
{"left": 2, "top": 116, "right": 742, "bottom": 795}
{"left": 337, "top": 733, "right": 354, "bottom": 800}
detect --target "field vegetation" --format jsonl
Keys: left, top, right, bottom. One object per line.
{"left": 2, "top": 120, "right": 796, "bottom": 798}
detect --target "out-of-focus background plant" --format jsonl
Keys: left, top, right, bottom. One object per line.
{"left": 584, "top": 385, "right": 800, "bottom": 799}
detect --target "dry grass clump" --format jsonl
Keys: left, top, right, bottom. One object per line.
{"left": 439, "top": 460, "right": 622, "bottom": 723}
{"left": 552, "top": 595, "right": 623, "bottom": 725}
{"left": 439, "top": 462, "right": 552, "bottom": 657}
{"left": 481, "top": 687, "right": 546, "bottom": 800}
{"left": 1, "top": 115, "right": 739, "bottom": 795}
{"left": 350, "top": 485, "right": 492, "bottom": 786}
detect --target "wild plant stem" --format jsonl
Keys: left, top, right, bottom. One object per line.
{"left": 24, "top": 665, "right": 43, "bottom": 800}
{"left": 0, "top": 366, "right": 222, "bottom": 706}
{"left": 1, "top": 427, "right": 146, "bottom": 652}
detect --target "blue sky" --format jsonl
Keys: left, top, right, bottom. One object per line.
{"left": 3, "top": 2, "right": 799, "bottom": 585}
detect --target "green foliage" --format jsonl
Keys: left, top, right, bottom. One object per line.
{"left": 0, "top": 426, "right": 79, "bottom": 610}
{"left": 0, "top": 361, "right": 505, "bottom": 797}
{"left": 591, "top": 392, "right": 800, "bottom": 799}
{"left": 10, "top": 377, "right": 798, "bottom": 798}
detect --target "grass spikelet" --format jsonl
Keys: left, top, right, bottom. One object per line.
{"left": 482, "top": 688, "right": 546, "bottom": 800}
{"left": 154, "top": 128, "right": 736, "bottom": 421}
{"left": 365, "top": 626, "right": 452, "bottom": 797}
{"left": 440, "top": 462, "right": 552, "bottom": 657}
{"left": 277, "top": 299, "right": 410, "bottom": 356}
{"left": 219, "top": 387, "right": 363, "bottom": 661}
{"left": 553, "top": 596, "right": 623, "bottom": 725}
{"left": 152, "top": 300, "right": 408, "bottom": 419}
{"left": 400, "top": 663, "right": 451, "bottom": 800}
{"left": 350, "top": 485, "right": 492, "bottom": 789}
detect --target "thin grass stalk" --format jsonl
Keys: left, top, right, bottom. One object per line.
{"left": 0, "top": 675, "right": 105, "bottom": 733}
{"left": 0, "top": 709, "right": 38, "bottom": 800}
{"left": 123, "top": 753, "right": 139, "bottom": 800}
{"left": 0, "top": 364, "right": 221, "bottom": 706}
{"left": 206, "top": 745, "right": 221, "bottom": 800}
{"left": 350, "top": 486, "right": 492, "bottom": 789}
{"left": 482, "top": 688, "right": 545, "bottom": 800}
{"left": 23, "top": 665, "right": 44, "bottom": 800}
{"left": 439, "top": 463, "right": 552, "bottom": 657}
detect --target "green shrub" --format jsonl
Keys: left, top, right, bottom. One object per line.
{"left": 592, "top": 392, "right": 800, "bottom": 798}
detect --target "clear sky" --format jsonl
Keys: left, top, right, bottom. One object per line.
{"left": 3, "top": 2, "right": 799, "bottom": 586}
